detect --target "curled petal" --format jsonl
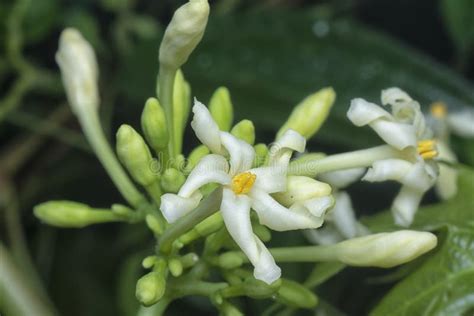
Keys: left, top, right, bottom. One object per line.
{"left": 447, "top": 108, "right": 474, "bottom": 138}
{"left": 400, "top": 161, "right": 437, "bottom": 192}
{"left": 301, "top": 196, "right": 334, "bottom": 218}
{"left": 363, "top": 159, "right": 414, "bottom": 183}
{"left": 178, "top": 154, "right": 230, "bottom": 198}
{"left": 305, "top": 226, "right": 344, "bottom": 245}
{"left": 381, "top": 87, "right": 413, "bottom": 107}
{"left": 269, "top": 129, "right": 305, "bottom": 166}
{"left": 253, "top": 238, "right": 281, "bottom": 284}
{"left": 330, "top": 192, "right": 358, "bottom": 239}
{"left": 191, "top": 100, "right": 223, "bottom": 153}
{"left": 161, "top": 192, "right": 202, "bottom": 223}
{"left": 347, "top": 98, "right": 393, "bottom": 126}
{"left": 220, "top": 132, "right": 255, "bottom": 175}
{"left": 392, "top": 186, "right": 423, "bottom": 227}
{"left": 248, "top": 166, "right": 287, "bottom": 194}
{"left": 250, "top": 189, "right": 324, "bottom": 231}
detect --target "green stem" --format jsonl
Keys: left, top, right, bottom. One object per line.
{"left": 159, "top": 188, "right": 223, "bottom": 254}
{"left": 0, "top": 243, "right": 56, "bottom": 316}
{"left": 288, "top": 145, "right": 401, "bottom": 177}
{"left": 79, "top": 109, "right": 147, "bottom": 208}
{"left": 156, "top": 66, "right": 177, "bottom": 162}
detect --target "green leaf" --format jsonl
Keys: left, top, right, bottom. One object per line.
{"left": 440, "top": 0, "right": 474, "bottom": 54}
{"left": 366, "top": 166, "right": 474, "bottom": 315}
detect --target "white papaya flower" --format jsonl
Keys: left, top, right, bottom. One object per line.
{"left": 161, "top": 100, "right": 334, "bottom": 284}
{"left": 347, "top": 88, "right": 439, "bottom": 227}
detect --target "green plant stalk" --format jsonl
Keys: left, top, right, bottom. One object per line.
{"left": 159, "top": 188, "right": 223, "bottom": 254}
{"left": 79, "top": 109, "right": 147, "bottom": 209}
{"left": 288, "top": 145, "right": 402, "bottom": 177}
{"left": 156, "top": 66, "right": 177, "bottom": 162}
{"left": 0, "top": 243, "right": 56, "bottom": 316}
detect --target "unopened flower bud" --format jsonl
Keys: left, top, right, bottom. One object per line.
{"left": 136, "top": 271, "right": 166, "bottom": 306}
{"left": 274, "top": 176, "right": 332, "bottom": 207}
{"left": 277, "top": 87, "right": 335, "bottom": 140}
{"left": 173, "top": 70, "right": 192, "bottom": 153}
{"left": 34, "top": 201, "right": 121, "bottom": 228}
{"left": 253, "top": 143, "right": 268, "bottom": 167}
{"left": 220, "top": 277, "right": 281, "bottom": 299}
{"left": 218, "top": 252, "right": 245, "bottom": 270}
{"left": 209, "top": 87, "right": 234, "bottom": 131}
{"left": 56, "top": 28, "right": 99, "bottom": 116}
{"left": 335, "top": 230, "right": 437, "bottom": 268}
{"left": 141, "top": 98, "right": 169, "bottom": 154}
{"left": 116, "top": 124, "right": 157, "bottom": 186}
{"left": 231, "top": 120, "right": 255, "bottom": 145}
{"left": 159, "top": 0, "right": 210, "bottom": 69}
{"left": 161, "top": 168, "right": 186, "bottom": 193}
{"left": 168, "top": 257, "right": 183, "bottom": 277}
{"left": 276, "top": 279, "right": 318, "bottom": 309}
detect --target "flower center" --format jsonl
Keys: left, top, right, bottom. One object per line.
{"left": 231, "top": 172, "right": 257, "bottom": 195}
{"left": 417, "top": 139, "right": 438, "bottom": 160}
{"left": 430, "top": 102, "right": 447, "bottom": 119}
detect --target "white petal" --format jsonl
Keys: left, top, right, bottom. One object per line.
{"left": 305, "top": 226, "right": 344, "bottom": 245}
{"left": 447, "top": 109, "right": 474, "bottom": 138}
{"left": 253, "top": 238, "right": 281, "bottom": 284}
{"left": 248, "top": 166, "right": 287, "bottom": 194}
{"left": 269, "top": 129, "right": 305, "bottom": 166}
{"left": 381, "top": 87, "right": 413, "bottom": 107}
{"left": 330, "top": 192, "right": 358, "bottom": 239}
{"left": 220, "top": 132, "right": 255, "bottom": 175}
{"left": 435, "top": 141, "right": 458, "bottom": 200}
{"left": 363, "top": 159, "right": 413, "bottom": 183}
{"left": 179, "top": 154, "right": 230, "bottom": 198}
{"left": 391, "top": 186, "right": 422, "bottom": 227}
{"left": 347, "top": 98, "right": 393, "bottom": 126}
{"left": 302, "top": 196, "right": 334, "bottom": 218}
{"left": 221, "top": 189, "right": 259, "bottom": 261}
{"left": 160, "top": 191, "right": 203, "bottom": 223}
{"left": 369, "top": 119, "right": 418, "bottom": 150}
{"left": 191, "top": 100, "right": 223, "bottom": 153}
{"left": 318, "top": 168, "right": 366, "bottom": 189}
{"left": 250, "top": 189, "right": 323, "bottom": 231}
{"left": 400, "top": 161, "right": 436, "bottom": 192}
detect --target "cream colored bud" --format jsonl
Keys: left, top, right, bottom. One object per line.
{"left": 56, "top": 28, "right": 99, "bottom": 116}
{"left": 277, "top": 87, "right": 335, "bottom": 140}
{"left": 273, "top": 176, "right": 332, "bottom": 207}
{"left": 209, "top": 87, "right": 234, "bottom": 131}
{"left": 159, "top": 0, "right": 210, "bottom": 69}
{"left": 335, "top": 230, "right": 437, "bottom": 268}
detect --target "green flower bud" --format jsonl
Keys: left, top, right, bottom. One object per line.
{"left": 218, "top": 252, "right": 245, "bottom": 270}
{"left": 179, "top": 213, "right": 223, "bottom": 244}
{"left": 141, "top": 97, "right": 169, "bottom": 154}
{"left": 276, "top": 279, "right": 318, "bottom": 309}
{"left": 222, "top": 277, "right": 281, "bottom": 299}
{"left": 159, "top": 0, "right": 210, "bottom": 69}
{"left": 160, "top": 168, "right": 186, "bottom": 193}
{"left": 273, "top": 176, "right": 332, "bottom": 207}
{"left": 55, "top": 28, "right": 99, "bottom": 117}
{"left": 253, "top": 143, "right": 268, "bottom": 167}
{"left": 252, "top": 223, "right": 271, "bottom": 242}
{"left": 168, "top": 258, "right": 183, "bottom": 277}
{"left": 34, "top": 201, "right": 122, "bottom": 228}
{"left": 186, "top": 145, "right": 210, "bottom": 172}
{"left": 142, "top": 256, "right": 158, "bottom": 269}
{"left": 146, "top": 214, "right": 164, "bottom": 235}
{"left": 117, "top": 124, "right": 157, "bottom": 186}
{"left": 335, "top": 230, "right": 437, "bottom": 268}
{"left": 180, "top": 253, "right": 199, "bottom": 268}
{"left": 277, "top": 87, "right": 336, "bottom": 140}
{"left": 173, "top": 70, "right": 191, "bottom": 154}
{"left": 136, "top": 271, "right": 166, "bottom": 306}
{"left": 231, "top": 120, "right": 255, "bottom": 145}
{"left": 209, "top": 87, "right": 234, "bottom": 131}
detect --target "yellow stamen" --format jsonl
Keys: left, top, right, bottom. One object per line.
{"left": 430, "top": 102, "right": 447, "bottom": 119}
{"left": 417, "top": 139, "right": 438, "bottom": 160}
{"left": 231, "top": 172, "right": 256, "bottom": 195}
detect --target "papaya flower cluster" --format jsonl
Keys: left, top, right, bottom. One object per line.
{"left": 34, "top": 0, "right": 444, "bottom": 313}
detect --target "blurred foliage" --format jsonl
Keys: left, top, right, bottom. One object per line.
{"left": 1, "top": 0, "right": 473, "bottom": 316}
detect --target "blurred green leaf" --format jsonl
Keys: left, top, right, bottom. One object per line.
{"left": 363, "top": 166, "right": 474, "bottom": 315}
{"left": 440, "top": 0, "right": 474, "bottom": 55}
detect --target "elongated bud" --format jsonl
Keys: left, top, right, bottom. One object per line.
{"left": 335, "top": 230, "right": 437, "bottom": 268}
{"left": 159, "top": 0, "right": 210, "bottom": 69}
{"left": 231, "top": 120, "right": 255, "bottom": 145}
{"left": 273, "top": 176, "right": 332, "bottom": 207}
{"left": 161, "top": 168, "right": 186, "bottom": 193}
{"left": 56, "top": 28, "right": 99, "bottom": 116}
{"left": 277, "top": 279, "right": 318, "bottom": 309}
{"left": 34, "top": 201, "right": 122, "bottom": 228}
{"left": 277, "top": 87, "right": 335, "bottom": 140}
{"left": 173, "top": 70, "right": 191, "bottom": 154}
{"left": 253, "top": 143, "right": 268, "bottom": 167}
{"left": 186, "top": 145, "right": 210, "bottom": 172}
{"left": 116, "top": 125, "right": 157, "bottom": 186}
{"left": 136, "top": 271, "right": 166, "bottom": 306}
{"left": 209, "top": 87, "right": 234, "bottom": 131}
{"left": 141, "top": 98, "right": 169, "bottom": 153}
{"left": 179, "top": 213, "right": 224, "bottom": 244}
{"left": 218, "top": 252, "right": 245, "bottom": 270}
